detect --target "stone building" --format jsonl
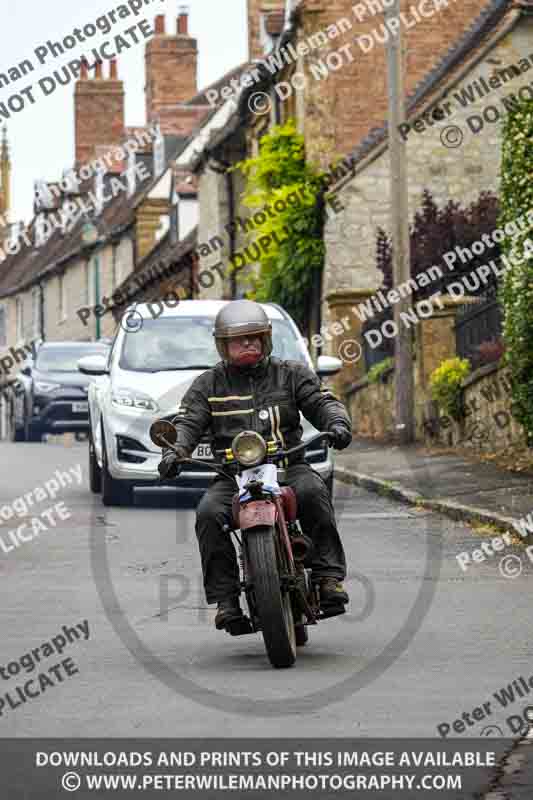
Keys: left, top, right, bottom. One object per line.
{"left": 322, "top": 0, "right": 533, "bottom": 383}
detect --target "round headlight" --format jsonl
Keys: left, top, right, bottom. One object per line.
{"left": 231, "top": 431, "right": 267, "bottom": 467}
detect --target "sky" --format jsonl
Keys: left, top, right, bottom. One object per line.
{"left": 1, "top": 0, "right": 248, "bottom": 223}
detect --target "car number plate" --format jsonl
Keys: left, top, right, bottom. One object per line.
{"left": 72, "top": 402, "right": 89, "bottom": 413}
{"left": 193, "top": 443, "right": 212, "bottom": 460}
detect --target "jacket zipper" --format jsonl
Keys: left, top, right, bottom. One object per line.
{"left": 248, "top": 375, "right": 258, "bottom": 432}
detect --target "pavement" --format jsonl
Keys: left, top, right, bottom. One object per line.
{"left": 335, "top": 438, "right": 533, "bottom": 535}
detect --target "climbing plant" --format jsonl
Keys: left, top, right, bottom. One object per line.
{"left": 499, "top": 96, "right": 533, "bottom": 442}
{"left": 235, "top": 119, "right": 326, "bottom": 330}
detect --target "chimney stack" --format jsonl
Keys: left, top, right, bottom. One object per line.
{"left": 247, "top": 0, "right": 285, "bottom": 60}
{"left": 74, "top": 60, "right": 125, "bottom": 165}
{"left": 145, "top": 6, "right": 198, "bottom": 124}
{"left": 178, "top": 6, "right": 189, "bottom": 35}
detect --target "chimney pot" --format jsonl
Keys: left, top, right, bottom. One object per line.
{"left": 94, "top": 60, "right": 103, "bottom": 79}
{"left": 110, "top": 59, "right": 118, "bottom": 79}
{"left": 80, "top": 58, "right": 89, "bottom": 80}
{"left": 154, "top": 14, "right": 165, "bottom": 34}
{"left": 177, "top": 7, "right": 189, "bottom": 35}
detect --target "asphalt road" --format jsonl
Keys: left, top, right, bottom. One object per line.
{"left": 1, "top": 440, "right": 532, "bottom": 740}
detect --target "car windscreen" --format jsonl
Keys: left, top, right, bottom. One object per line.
{"left": 35, "top": 345, "right": 109, "bottom": 373}
{"left": 118, "top": 315, "right": 308, "bottom": 372}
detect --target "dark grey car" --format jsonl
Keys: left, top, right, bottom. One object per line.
{"left": 13, "top": 341, "right": 109, "bottom": 442}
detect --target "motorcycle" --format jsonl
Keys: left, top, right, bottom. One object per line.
{"left": 149, "top": 420, "right": 343, "bottom": 669}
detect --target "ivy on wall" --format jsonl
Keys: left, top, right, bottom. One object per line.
{"left": 499, "top": 97, "right": 533, "bottom": 442}
{"left": 235, "top": 119, "right": 326, "bottom": 330}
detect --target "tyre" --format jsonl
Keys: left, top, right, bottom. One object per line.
{"left": 101, "top": 425, "right": 133, "bottom": 507}
{"left": 246, "top": 526, "right": 296, "bottom": 669}
{"left": 89, "top": 428, "right": 102, "bottom": 494}
{"left": 27, "top": 424, "right": 42, "bottom": 442}
{"left": 295, "top": 624, "right": 308, "bottom": 647}
{"left": 10, "top": 410, "right": 25, "bottom": 442}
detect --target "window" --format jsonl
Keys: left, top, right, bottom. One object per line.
{"left": 58, "top": 274, "right": 67, "bottom": 321}
{"left": 15, "top": 296, "right": 24, "bottom": 342}
{"left": 0, "top": 305, "right": 6, "bottom": 347}
{"left": 31, "top": 287, "right": 41, "bottom": 339}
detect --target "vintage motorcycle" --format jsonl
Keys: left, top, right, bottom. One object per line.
{"left": 149, "top": 420, "right": 343, "bottom": 669}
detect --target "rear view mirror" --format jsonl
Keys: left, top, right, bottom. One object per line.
{"left": 316, "top": 355, "right": 343, "bottom": 378}
{"left": 150, "top": 420, "right": 177, "bottom": 448}
{"left": 77, "top": 355, "right": 109, "bottom": 376}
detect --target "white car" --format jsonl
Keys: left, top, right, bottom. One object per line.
{"left": 78, "top": 300, "right": 342, "bottom": 506}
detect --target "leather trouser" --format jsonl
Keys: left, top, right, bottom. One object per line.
{"left": 195, "top": 463, "right": 347, "bottom": 604}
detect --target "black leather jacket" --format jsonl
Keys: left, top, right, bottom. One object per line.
{"left": 167, "top": 357, "right": 351, "bottom": 466}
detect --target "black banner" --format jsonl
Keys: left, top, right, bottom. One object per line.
{"left": 0, "top": 738, "right": 512, "bottom": 798}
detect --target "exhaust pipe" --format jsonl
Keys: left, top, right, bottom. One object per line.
{"left": 291, "top": 534, "right": 313, "bottom": 562}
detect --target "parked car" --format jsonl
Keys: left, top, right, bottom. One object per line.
{"left": 12, "top": 340, "right": 110, "bottom": 442}
{"left": 78, "top": 300, "right": 343, "bottom": 507}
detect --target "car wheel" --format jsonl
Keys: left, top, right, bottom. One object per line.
{"left": 101, "top": 426, "right": 133, "bottom": 507}
{"left": 11, "top": 409, "right": 25, "bottom": 442}
{"left": 89, "top": 428, "right": 102, "bottom": 494}
{"left": 27, "top": 424, "right": 43, "bottom": 442}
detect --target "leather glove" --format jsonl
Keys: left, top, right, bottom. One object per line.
{"left": 158, "top": 447, "right": 189, "bottom": 480}
{"left": 328, "top": 424, "right": 352, "bottom": 451}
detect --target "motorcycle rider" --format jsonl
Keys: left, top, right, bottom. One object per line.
{"left": 158, "top": 300, "right": 353, "bottom": 631}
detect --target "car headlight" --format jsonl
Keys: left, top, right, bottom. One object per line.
{"left": 34, "top": 381, "right": 60, "bottom": 393}
{"left": 111, "top": 389, "right": 159, "bottom": 412}
{"left": 232, "top": 431, "right": 267, "bottom": 467}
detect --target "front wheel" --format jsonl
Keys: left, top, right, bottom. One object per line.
{"left": 246, "top": 526, "right": 296, "bottom": 669}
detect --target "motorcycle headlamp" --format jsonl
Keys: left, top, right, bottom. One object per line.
{"left": 231, "top": 431, "right": 267, "bottom": 467}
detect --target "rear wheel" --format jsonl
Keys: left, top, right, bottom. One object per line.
{"left": 247, "top": 526, "right": 296, "bottom": 669}
{"left": 101, "top": 425, "right": 133, "bottom": 507}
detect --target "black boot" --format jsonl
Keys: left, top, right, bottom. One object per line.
{"left": 319, "top": 578, "right": 349, "bottom": 607}
{"left": 215, "top": 596, "right": 243, "bottom": 630}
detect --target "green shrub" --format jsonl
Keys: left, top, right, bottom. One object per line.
{"left": 429, "top": 357, "right": 471, "bottom": 419}
{"left": 499, "top": 96, "right": 533, "bottom": 442}
{"left": 367, "top": 357, "right": 394, "bottom": 384}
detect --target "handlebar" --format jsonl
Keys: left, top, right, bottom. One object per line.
{"left": 276, "top": 431, "right": 332, "bottom": 460}
{"left": 159, "top": 431, "right": 332, "bottom": 481}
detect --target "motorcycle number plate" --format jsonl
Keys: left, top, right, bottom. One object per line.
{"left": 239, "top": 501, "right": 277, "bottom": 530}
{"left": 237, "top": 463, "right": 279, "bottom": 492}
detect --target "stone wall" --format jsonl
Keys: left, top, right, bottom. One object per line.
{"left": 323, "top": 18, "right": 533, "bottom": 383}
{"left": 424, "top": 363, "right": 525, "bottom": 452}
{"left": 348, "top": 358, "right": 526, "bottom": 452}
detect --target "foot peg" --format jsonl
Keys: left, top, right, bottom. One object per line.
{"left": 225, "top": 616, "right": 254, "bottom": 636}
